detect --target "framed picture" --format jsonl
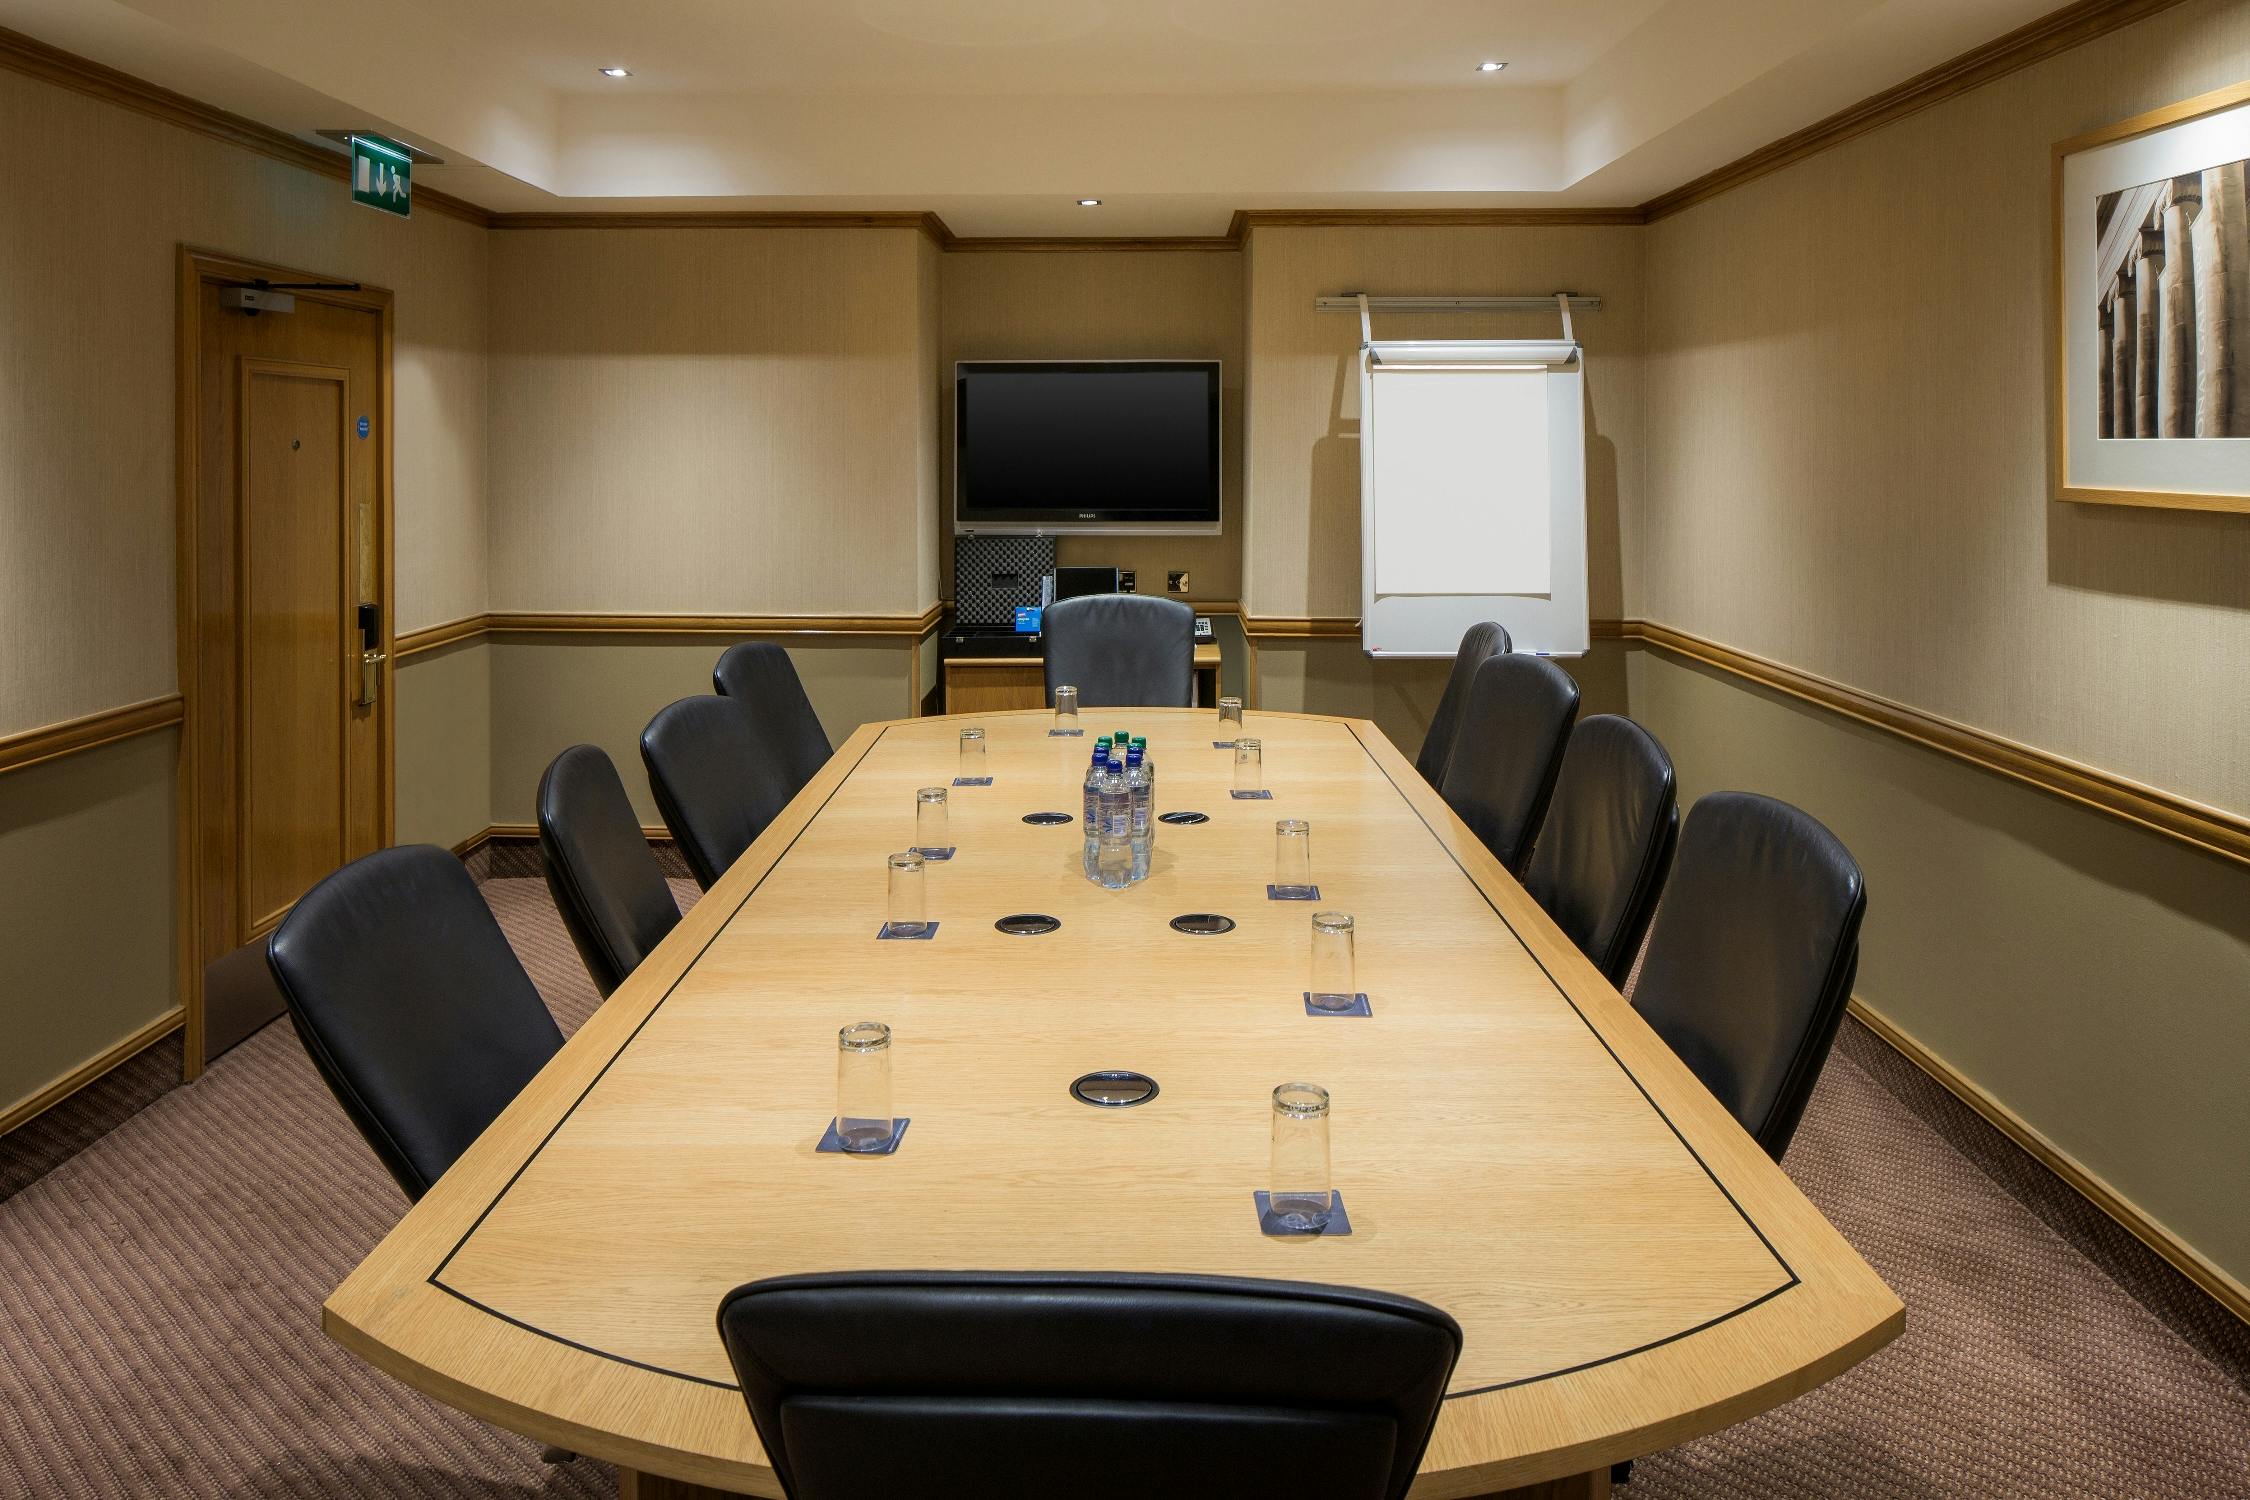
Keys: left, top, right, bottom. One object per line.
{"left": 2052, "top": 80, "right": 2250, "bottom": 512}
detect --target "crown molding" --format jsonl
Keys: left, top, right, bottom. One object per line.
{"left": 0, "top": 23, "right": 491, "bottom": 227}
{"left": 486, "top": 210, "right": 948, "bottom": 237}
{"left": 1638, "top": 0, "right": 2193, "bottom": 222}
{"left": 1234, "top": 207, "right": 1648, "bottom": 233}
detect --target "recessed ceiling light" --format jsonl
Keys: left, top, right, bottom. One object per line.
{"left": 1475, "top": 60, "right": 1506, "bottom": 73}
{"left": 598, "top": 66, "right": 632, "bottom": 78}
{"left": 1077, "top": 198, "right": 1102, "bottom": 207}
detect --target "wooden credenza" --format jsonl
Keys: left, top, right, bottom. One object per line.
{"left": 944, "top": 643, "right": 1220, "bottom": 714}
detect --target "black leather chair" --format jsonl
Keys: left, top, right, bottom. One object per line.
{"left": 1630, "top": 792, "right": 1867, "bottom": 1160}
{"left": 1437, "top": 653, "right": 1580, "bottom": 876}
{"left": 716, "top": 1270, "right": 1461, "bottom": 1500}
{"left": 537, "top": 744, "right": 681, "bottom": 998}
{"left": 641, "top": 696, "right": 798, "bottom": 890}
{"left": 1414, "top": 621, "right": 1511, "bottom": 789}
{"left": 713, "top": 641, "right": 832, "bottom": 797}
{"left": 1522, "top": 715, "right": 1678, "bottom": 988}
{"left": 265, "top": 845, "right": 564, "bottom": 1202}
{"left": 1041, "top": 593, "right": 1195, "bottom": 708}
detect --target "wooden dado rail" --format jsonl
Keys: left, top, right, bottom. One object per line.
{"left": 393, "top": 607, "right": 946, "bottom": 658}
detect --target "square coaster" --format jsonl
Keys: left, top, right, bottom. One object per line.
{"left": 912, "top": 846, "right": 957, "bottom": 861}
{"left": 1048, "top": 728, "right": 1086, "bottom": 737}
{"left": 817, "top": 1117, "right": 911, "bottom": 1155}
{"left": 1268, "top": 884, "right": 1321, "bottom": 901}
{"left": 1254, "top": 1190, "right": 1353, "bottom": 1237}
{"left": 1304, "top": 992, "right": 1373, "bottom": 1017}
{"left": 1213, "top": 739, "right": 1237, "bottom": 749}
{"left": 1230, "top": 789, "right": 1272, "bottom": 800}
{"left": 953, "top": 776, "right": 994, "bottom": 787}
{"left": 876, "top": 921, "right": 940, "bottom": 940}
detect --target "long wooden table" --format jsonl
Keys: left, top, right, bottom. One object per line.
{"left": 328, "top": 708, "right": 1901, "bottom": 1498}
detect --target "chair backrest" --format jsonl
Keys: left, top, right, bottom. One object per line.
{"left": 717, "top": 1270, "right": 1461, "bottom": 1500}
{"left": 265, "top": 845, "right": 563, "bottom": 1202}
{"left": 1521, "top": 715, "right": 1678, "bottom": 987}
{"left": 1414, "top": 621, "right": 1511, "bottom": 788}
{"left": 1437, "top": 653, "right": 1580, "bottom": 875}
{"left": 713, "top": 641, "right": 832, "bottom": 796}
{"left": 641, "top": 696, "right": 798, "bottom": 890}
{"left": 1041, "top": 593, "right": 1195, "bottom": 708}
{"left": 1630, "top": 792, "right": 1866, "bottom": 1160}
{"left": 537, "top": 744, "right": 682, "bottom": 998}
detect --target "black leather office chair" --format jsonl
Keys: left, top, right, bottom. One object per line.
{"left": 1630, "top": 792, "right": 1866, "bottom": 1160}
{"left": 641, "top": 696, "right": 798, "bottom": 890}
{"left": 265, "top": 845, "right": 564, "bottom": 1202}
{"left": 1041, "top": 593, "right": 1195, "bottom": 708}
{"left": 1414, "top": 621, "right": 1511, "bottom": 789}
{"left": 1438, "top": 653, "right": 1579, "bottom": 876}
{"left": 713, "top": 641, "right": 832, "bottom": 796}
{"left": 1522, "top": 715, "right": 1678, "bottom": 988}
{"left": 716, "top": 1270, "right": 1461, "bottom": 1500}
{"left": 537, "top": 744, "right": 681, "bottom": 998}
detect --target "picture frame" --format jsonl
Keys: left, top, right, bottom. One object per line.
{"left": 2051, "top": 79, "right": 2250, "bottom": 513}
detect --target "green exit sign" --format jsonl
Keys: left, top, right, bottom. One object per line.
{"left": 350, "top": 135, "right": 412, "bottom": 217}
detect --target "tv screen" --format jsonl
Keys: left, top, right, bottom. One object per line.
{"left": 955, "top": 361, "right": 1221, "bottom": 532}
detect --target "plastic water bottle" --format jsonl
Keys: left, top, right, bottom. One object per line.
{"left": 1097, "top": 752, "right": 1132, "bottom": 889}
{"left": 1125, "top": 743, "right": 1152, "bottom": 882}
{"left": 1132, "top": 734, "right": 1155, "bottom": 855}
{"left": 1081, "top": 746, "right": 1108, "bottom": 879}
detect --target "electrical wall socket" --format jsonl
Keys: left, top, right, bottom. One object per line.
{"left": 1167, "top": 570, "right": 1190, "bottom": 594}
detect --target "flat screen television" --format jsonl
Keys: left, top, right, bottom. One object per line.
{"left": 954, "top": 360, "right": 1221, "bottom": 534}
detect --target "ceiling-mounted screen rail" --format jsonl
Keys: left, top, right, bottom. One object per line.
{"left": 1316, "top": 295, "right": 1602, "bottom": 314}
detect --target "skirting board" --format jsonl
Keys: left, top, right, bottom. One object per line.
{"left": 0, "top": 1006, "right": 183, "bottom": 1138}
{"left": 1849, "top": 997, "right": 2250, "bottom": 1327}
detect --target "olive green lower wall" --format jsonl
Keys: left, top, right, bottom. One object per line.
{"left": 1622, "top": 645, "right": 2250, "bottom": 1294}
{"left": 486, "top": 635, "right": 920, "bottom": 827}
{"left": 0, "top": 730, "right": 177, "bottom": 1121}
{"left": 395, "top": 639, "right": 493, "bottom": 851}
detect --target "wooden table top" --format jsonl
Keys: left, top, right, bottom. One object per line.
{"left": 327, "top": 708, "right": 1901, "bottom": 1497}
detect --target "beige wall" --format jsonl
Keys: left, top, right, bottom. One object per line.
{"left": 0, "top": 732, "right": 177, "bottom": 1120}
{"left": 394, "top": 641, "right": 493, "bottom": 849}
{"left": 937, "top": 250, "right": 1247, "bottom": 604}
{"left": 486, "top": 226, "right": 935, "bottom": 617}
{"left": 486, "top": 635, "right": 916, "bottom": 827}
{"left": 1626, "top": 643, "right": 2250, "bottom": 1289}
{"left": 0, "top": 67, "right": 488, "bottom": 741}
{"left": 1642, "top": 0, "right": 2250, "bottom": 817}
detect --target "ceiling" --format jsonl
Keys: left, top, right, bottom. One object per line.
{"left": 1, "top": 0, "right": 2070, "bottom": 234}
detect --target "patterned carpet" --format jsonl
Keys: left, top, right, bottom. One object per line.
{"left": 1, "top": 874, "right": 2244, "bottom": 1499}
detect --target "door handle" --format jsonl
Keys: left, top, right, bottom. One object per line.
{"left": 358, "top": 649, "right": 388, "bottom": 707}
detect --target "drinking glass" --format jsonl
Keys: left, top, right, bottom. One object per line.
{"left": 915, "top": 786, "right": 949, "bottom": 854}
{"left": 1217, "top": 696, "right": 1244, "bottom": 728}
{"left": 886, "top": 851, "right": 927, "bottom": 935}
{"left": 1274, "top": 819, "right": 1313, "bottom": 898}
{"left": 1234, "top": 738, "right": 1263, "bottom": 794}
{"left": 1269, "top": 1083, "right": 1333, "bottom": 1231}
{"left": 1053, "top": 686, "right": 1080, "bottom": 730}
{"left": 1308, "top": 912, "right": 1356, "bottom": 1011}
{"left": 835, "top": 1022, "right": 894, "bottom": 1153}
{"left": 959, "top": 727, "right": 987, "bottom": 778}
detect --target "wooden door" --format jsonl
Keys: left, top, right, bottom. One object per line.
{"left": 181, "top": 252, "right": 392, "bottom": 1071}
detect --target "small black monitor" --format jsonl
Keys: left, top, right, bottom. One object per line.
{"left": 1053, "top": 566, "right": 1120, "bottom": 601}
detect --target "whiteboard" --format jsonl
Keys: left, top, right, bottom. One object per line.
{"left": 1358, "top": 340, "right": 1588, "bottom": 658}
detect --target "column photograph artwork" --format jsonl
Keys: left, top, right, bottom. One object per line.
{"left": 2053, "top": 81, "right": 2250, "bottom": 511}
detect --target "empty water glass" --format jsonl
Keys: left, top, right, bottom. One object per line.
{"left": 915, "top": 786, "right": 948, "bottom": 854}
{"left": 959, "top": 727, "right": 987, "bottom": 779}
{"left": 1308, "top": 912, "right": 1356, "bottom": 1011}
{"left": 886, "top": 851, "right": 927, "bottom": 935}
{"left": 1217, "top": 696, "right": 1244, "bottom": 728}
{"left": 836, "top": 1022, "right": 894, "bottom": 1153}
{"left": 1234, "top": 738, "right": 1263, "bottom": 794}
{"left": 1274, "top": 819, "right": 1313, "bottom": 898}
{"left": 1269, "top": 1082, "right": 1333, "bottom": 1231}
{"left": 1054, "top": 685, "right": 1080, "bottom": 730}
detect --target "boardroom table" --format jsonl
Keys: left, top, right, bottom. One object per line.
{"left": 328, "top": 707, "right": 1902, "bottom": 1499}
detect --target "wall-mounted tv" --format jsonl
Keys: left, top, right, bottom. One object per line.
{"left": 954, "top": 360, "right": 1221, "bottom": 534}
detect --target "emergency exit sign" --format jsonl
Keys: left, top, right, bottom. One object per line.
{"left": 350, "top": 135, "right": 412, "bottom": 217}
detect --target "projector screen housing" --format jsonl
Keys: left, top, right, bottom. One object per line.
{"left": 953, "top": 360, "right": 1222, "bottom": 535}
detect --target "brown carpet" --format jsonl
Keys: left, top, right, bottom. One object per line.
{"left": 1, "top": 875, "right": 2244, "bottom": 1499}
